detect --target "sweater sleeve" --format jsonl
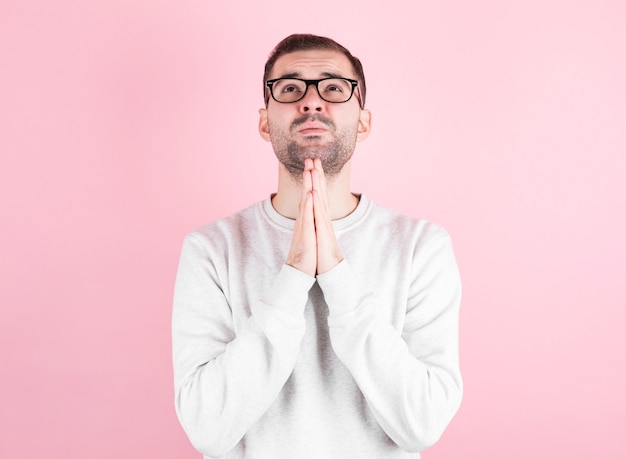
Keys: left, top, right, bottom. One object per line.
{"left": 172, "top": 233, "right": 315, "bottom": 457}
{"left": 317, "top": 233, "right": 462, "bottom": 453}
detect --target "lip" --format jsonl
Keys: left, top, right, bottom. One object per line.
{"left": 297, "top": 123, "right": 328, "bottom": 135}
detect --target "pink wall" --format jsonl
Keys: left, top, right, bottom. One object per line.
{"left": 2, "top": 1, "right": 625, "bottom": 457}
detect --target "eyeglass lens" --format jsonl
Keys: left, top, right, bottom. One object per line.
{"left": 271, "top": 79, "right": 354, "bottom": 103}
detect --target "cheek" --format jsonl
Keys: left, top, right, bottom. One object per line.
{"left": 267, "top": 119, "right": 289, "bottom": 144}
{"left": 267, "top": 118, "right": 280, "bottom": 135}
{"left": 330, "top": 104, "right": 361, "bottom": 124}
{"left": 266, "top": 109, "right": 291, "bottom": 133}
{"left": 339, "top": 111, "right": 362, "bottom": 134}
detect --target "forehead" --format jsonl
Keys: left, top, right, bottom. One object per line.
{"left": 269, "top": 49, "right": 355, "bottom": 80}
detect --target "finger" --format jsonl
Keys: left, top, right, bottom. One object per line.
{"left": 302, "top": 190, "right": 316, "bottom": 261}
{"left": 288, "top": 190, "right": 316, "bottom": 276}
{"left": 310, "top": 169, "right": 329, "bottom": 219}
{"left": 297, "top": 172, "right": 314, "bottom": 233}
{"left": 310, "top": 167, "right": 320, "bottom": 193}
{"left": 313, "top": 157, "right": 324, "bottom": 173}
{"left": 311, "top": 158, "right": 327, "bottom": 196}
{"left": 312, "top": 189, "right": 334, "bottom": 248}
{"left": 300, "top": 191, "right": 314, "bottom": 230}
{"left": 298, "top": 187, "right": 314, "bottom": 235}
{"left": 312, "top": 189, "right": 330, "bottom": 227}
{"left": 313, "top": 158, "right": 325, "bottom": 182}
{"left": 303, "top": 167, "right": 313, "bottom": 193}
{"left": 300, "top": 168, "right": 313, "bottom": 211}
{"left": 310, "top": 165, "right": 324, "bottom": 195}
{"left": 312, "top": 189, "right": 342, "bottom": 274}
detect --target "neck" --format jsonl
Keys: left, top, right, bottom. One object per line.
{"left": 272, "top": 161, "right": 358, "bottom": 220}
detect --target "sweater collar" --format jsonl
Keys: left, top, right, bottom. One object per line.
{"left": 260, "top": 193, "right": 372, "bottom": 233}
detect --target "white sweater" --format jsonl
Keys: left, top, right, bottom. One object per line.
{"left": 172, "top": 195, "right": 462, "bottom": 459}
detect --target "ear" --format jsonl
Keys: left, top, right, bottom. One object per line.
{"left": 356, "top": 108, "right": 372, "bottom": 142}
{"left": 258, "top": 108, "right": 271, "bottom": 142}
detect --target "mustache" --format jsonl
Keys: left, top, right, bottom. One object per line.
{"left": 291, "top": 114, "right": 334, "bottom": 130}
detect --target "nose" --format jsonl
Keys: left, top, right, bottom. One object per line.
{"left": 299, "top": 83, "right": 324, "bottom": 113}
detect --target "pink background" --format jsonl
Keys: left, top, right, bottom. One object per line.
{"left": 2, "top": 1, "right": 625, "bottom": 457}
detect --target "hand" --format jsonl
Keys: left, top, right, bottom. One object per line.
{"left": 310, "top": 158, "right": 343, "bottom": 275}
{"left": 285, "top": 158, "right": 343, "bottom": 277}
{"left": 285, "top": 159, "right": 317, "bottom": 277}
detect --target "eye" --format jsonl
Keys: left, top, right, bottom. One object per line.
{"left": 273, "top": 79, "right": 304, "bottom": 95}
{"left": 282, "top": 84, "right": 300, "bottom": 93}
{"left": 320, "top": 79, "right": 351, "bottom": 95}
{"left": 325, "top": 84, "right": 343, "bottom": 93}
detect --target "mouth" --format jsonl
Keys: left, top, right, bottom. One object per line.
{"left": 298, "top": 126, "right": 328, "bottom": 135}
{"left": 292, "top": 115, "right": 333, "bottom": 136}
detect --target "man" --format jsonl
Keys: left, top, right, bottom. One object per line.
{"left": 172, "top": 34, "right": 462, "bottom": 459}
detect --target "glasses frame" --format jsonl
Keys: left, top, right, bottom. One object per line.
{"left": 265, "top": 77, "right": 361, "bottom": 107}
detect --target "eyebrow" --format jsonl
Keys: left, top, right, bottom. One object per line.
{"left": 277, "top": 71, "right": 346, "bottom": 79}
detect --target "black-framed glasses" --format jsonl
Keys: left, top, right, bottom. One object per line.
{"left": 266, "top": 77, "right": 360, "bottom": 106}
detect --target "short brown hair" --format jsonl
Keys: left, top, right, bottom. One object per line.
{"left": 263, "top": 34, "right": 366, "bottom": 108}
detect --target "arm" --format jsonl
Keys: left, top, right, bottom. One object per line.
{"left": 317, "top": 234, "right": 463, "bottom": 452}
{"left": 172, "top": 233, "right": 314, "bottom": 457}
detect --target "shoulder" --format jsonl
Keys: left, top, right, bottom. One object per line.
{"left": 182, "top": 200, "right": 264, "bottom": 253}
{"left": 365, "top": 198, "right": 452, "bottom": 249}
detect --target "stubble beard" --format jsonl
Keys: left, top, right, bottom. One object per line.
{"left": 269, "top": 115, "right": 358, "bottom": 181}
